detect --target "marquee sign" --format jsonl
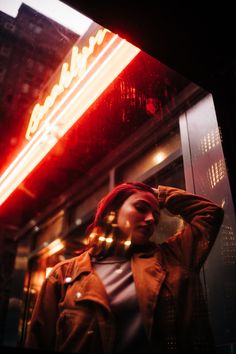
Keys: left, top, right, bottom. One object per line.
{"left": 26, "top": 28, "right": 109, "bottom": 140}
{"left": 0, "top": 26, "right": 140, "bottom": 205}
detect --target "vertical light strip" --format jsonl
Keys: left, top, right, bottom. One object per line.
{"left": 0, "top": 37, "right": 140, "bottom": 205}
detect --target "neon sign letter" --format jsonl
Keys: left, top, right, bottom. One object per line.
{"left": 25, "top": 28, "right": 109, "bottom": 140}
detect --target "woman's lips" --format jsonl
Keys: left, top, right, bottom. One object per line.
{"left": 137, "top": 225, "right": 153, "bottom": 237}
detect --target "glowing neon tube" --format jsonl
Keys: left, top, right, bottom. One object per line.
{"left": 0, "top": 34, "right": 140, "bottom": 205}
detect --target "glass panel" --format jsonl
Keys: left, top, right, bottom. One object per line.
{"left": 179, "top": 94, "right": 236, "bottom": 350}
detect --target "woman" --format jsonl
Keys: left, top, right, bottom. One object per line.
{"left": 25, "top": 182, "right": 224, "bottom": 354}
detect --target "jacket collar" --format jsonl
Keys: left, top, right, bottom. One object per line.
{"left": 65, "top": 249, "right": 112, "bottom": 313}
{"left": 66, "top": 244, "right": 164, "bottom": 280}
{"left": 66, "top": 249, "right": 93, "bottom": 282}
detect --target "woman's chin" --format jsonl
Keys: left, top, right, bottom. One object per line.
{"left": 131, "top": 235, "right": 150, "bottom": 245}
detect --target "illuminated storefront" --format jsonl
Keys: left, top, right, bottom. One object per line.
{"left": 0, "top": 1, "right": 235, "bottom": 352}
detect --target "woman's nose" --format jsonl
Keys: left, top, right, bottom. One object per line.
{"left": 144, "top": 213, "right": 155, "bottom": 224}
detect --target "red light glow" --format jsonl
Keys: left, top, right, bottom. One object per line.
{"left": 0, "top": 31, "right": 140, "bottom": 206}
{"left": 26, "top": 28, "right": 110, "bottom": 140}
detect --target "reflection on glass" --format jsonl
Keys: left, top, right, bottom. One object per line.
{"left": 200, "top": 128, "right": 221, "bottom": 154}
{"left": 220, "top": 223, "right": 236, "bottom": 265}
{"left": 207, "top": 159, "right": 225, "bottom": 189}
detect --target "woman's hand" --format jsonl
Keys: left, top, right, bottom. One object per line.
{"left": 152, "top": 186, "right": 165, "bottom": 209}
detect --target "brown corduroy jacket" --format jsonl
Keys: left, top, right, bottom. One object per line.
{"left": 25, "top": 186, "right": 224, "bottom": 354}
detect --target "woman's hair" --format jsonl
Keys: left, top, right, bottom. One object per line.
{"left": 86, "top": 181, "right": 157, "bottom": 235}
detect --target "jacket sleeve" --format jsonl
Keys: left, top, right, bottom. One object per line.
{"left": 25, "top": 272, "right": 60, "bottom": 350}
{"left": 157, "top": 185, "right": 224, "bottom": 270}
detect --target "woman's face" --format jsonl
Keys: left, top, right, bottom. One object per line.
{"left": 116, "top": 191, "right": 159, "bottom": 245}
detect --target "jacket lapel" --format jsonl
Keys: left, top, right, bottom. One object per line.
{"left": 131, "top": 249, "right": 166, "bottom": 338}
{"left": 67, "top": 251, "right": 111, "bottom": 313}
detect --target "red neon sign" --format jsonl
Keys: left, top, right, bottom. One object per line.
{"left": 0, "top": 28, "right": 140, "bottom": 206}
{"left": 26, "top": 28, "right": 109, "bottom": 140}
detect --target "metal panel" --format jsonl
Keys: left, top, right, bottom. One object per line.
{"left": 179, "top": 94, "right": 236, "bottom": 351}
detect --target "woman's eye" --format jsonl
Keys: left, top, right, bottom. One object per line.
{"left": 135, "top": 205, "right": 147, "bottom": 213}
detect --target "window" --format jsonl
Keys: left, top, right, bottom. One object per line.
{"left": 4, "top": 21, "right": 15, "bottom": 32}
